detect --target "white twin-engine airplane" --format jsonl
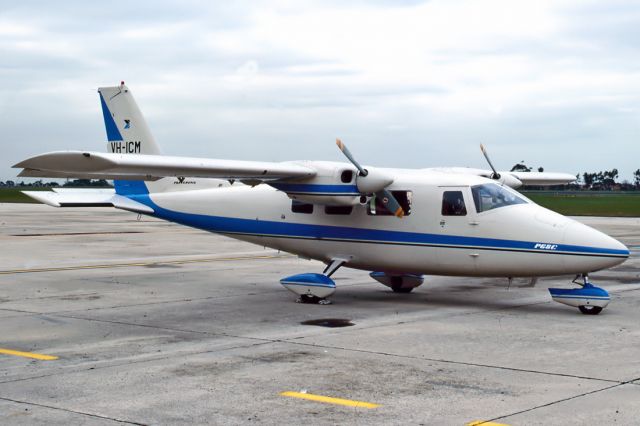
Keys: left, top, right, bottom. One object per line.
{"left": 14, "top": 82, "right": 630, "bottom": 315}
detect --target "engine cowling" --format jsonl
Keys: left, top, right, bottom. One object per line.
{"left": 268, "top": 161, "right": 363, "bottom": 206}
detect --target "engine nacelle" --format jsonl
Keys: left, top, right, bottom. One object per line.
{"left": 268, "top": 161, "right": 397, "bottom": 206}
{"left": 268, "top": 161, "right": 363, "bottom": 206}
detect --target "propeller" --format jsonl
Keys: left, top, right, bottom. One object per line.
{"left": 375, "top": 188, "right": 405, "bottom": 218}
{"left": 479, "top": 144, "right": 523, "bottom": 188}
{"left": 480, "top": 144, "right": 500, "bottom": 180}
{"left": 336, "top": 138, "right": 367, "bottom": 177}
{"left": 335, "top": 139, "right": 405, "bottom": 218}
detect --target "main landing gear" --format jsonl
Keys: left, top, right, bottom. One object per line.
{"left": 549, "top": 274, "right": 610, "bottom": 315}
{"left": 279, "top": 259, "right": 347, "bottom": 305}
{"left": 369, "top": 272, "right": 424, "bottom": 293}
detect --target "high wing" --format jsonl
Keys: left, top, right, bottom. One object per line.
{"left": 430, "top": 167, "right": 576, "bottom": 189}
{"left": 14, "top": 151, "right": 316, "bottom": 182}
{"left": 508, "top": 171, "right": 577, "bottom": 186}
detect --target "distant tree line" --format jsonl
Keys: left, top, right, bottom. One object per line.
{"left": 0, "top": 179, "right": 112, "bottom": 188}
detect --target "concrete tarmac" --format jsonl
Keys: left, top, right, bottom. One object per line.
{"left": 1, "top": 204, "right": 639, "bottom": 425}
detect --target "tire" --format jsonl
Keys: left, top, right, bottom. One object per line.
{"left": 579, "top": 305, "right": 603, "bottom": 315}
{"left": 391, "top": 284, "right": 413, "bottom": 293}
{"left": 299, "top": 294, "right": 321, "bottom": 304}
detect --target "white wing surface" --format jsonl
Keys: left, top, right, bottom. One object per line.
{"left": 508, "top": 171, "right": 577, "bottom": 186}
{"left": 14, "top": 151, "right": 316, "bottom": 181}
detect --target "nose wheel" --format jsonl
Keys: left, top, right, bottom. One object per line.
{"left": 548, "top": 274, "right": 610, "bottom": 315}
{"left": 578, "top": 305, "right": 603, "bottom": 315}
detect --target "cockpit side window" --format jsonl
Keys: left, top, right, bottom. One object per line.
{"left": 471, "top": 183, "right": 527, "bottom": 213}
{"left": 441, "top": 191, "right": 467, "bottom": 216}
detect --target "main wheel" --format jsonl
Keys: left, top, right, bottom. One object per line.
{"left": 391, "top": 284, "right": 413, "bottom": 293}
{"left": 579, "top": 305, "right": 603, "bottom": 315}
{"left": 390, "top": 276, "right": 413, "bottom": 293}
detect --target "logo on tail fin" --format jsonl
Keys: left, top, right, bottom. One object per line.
{"left": 124, "top": 119, "right": 131, "bottom": 129}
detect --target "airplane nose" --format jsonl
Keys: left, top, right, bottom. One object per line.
{"left": 563, "top": 222, "right": 629, "bottom": 272}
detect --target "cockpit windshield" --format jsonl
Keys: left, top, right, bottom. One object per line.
{"left": 471, "top": 183, "right": 527, "bottom": 213}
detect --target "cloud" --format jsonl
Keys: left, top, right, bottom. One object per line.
{"left": 1, "top": 0, "right": 639, "bottom": 181}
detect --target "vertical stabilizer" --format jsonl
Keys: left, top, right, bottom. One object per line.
{"left": 98, "top": 82, "right": 158, "bottom": 196}
{"left": 98, "top": 82, "right": 161, "bottom": 155}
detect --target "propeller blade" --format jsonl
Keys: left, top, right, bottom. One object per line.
{"left": 336, "top": 139, "right": 368, "bottom": 176}
{"left": 375, "top": 188, "right": 405, "bottom": 218}
{"left": 480, "top": 144, "right": 500, "bottom": 179}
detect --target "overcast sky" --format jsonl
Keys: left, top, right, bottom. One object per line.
{"left": 1, "top": 0, "right": 639, "bottom": 181}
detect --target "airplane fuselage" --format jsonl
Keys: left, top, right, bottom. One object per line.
{"left": 123, "top": 167, "right": 629, "bottom": 277}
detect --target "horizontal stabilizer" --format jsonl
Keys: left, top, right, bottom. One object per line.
{"left": 14, "top": 151, "right": 316, "bottom": 182}
{"left": 52, "top": 188, "right": 115, "bottom": 194}
{"left": 22, "top": 190, "right": 153, "bottom": 214}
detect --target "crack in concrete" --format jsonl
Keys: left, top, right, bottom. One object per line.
{"left": 279, "top": 339, "right": 623, "bottom": 385}
{"left": 484, "top": 378, "right": 640, "bottom": 423}
{"left": 0, "top": 395, "right": 146, "bottom": 425}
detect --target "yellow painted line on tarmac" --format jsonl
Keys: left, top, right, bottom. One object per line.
{"left": 467, "top": 421, "right": 510, "bottom": 426}
{"left": 0, "top": 348, "right": 58, "bottom": 360}
{"left": 280, "top": 391, "right": 380, "bottom": 409}
{"left": 0, "top": 254, "right": 292, "bottom": 276}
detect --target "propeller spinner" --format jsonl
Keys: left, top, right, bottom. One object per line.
{"left": 336, "top": 139, "right": 405, "bottom": 218}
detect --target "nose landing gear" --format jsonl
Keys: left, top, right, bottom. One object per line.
{"left": 548, "top": 274, "right": 610, "bottom": 315}
{"left": 279, "top": 258, "right": 348, "bottom": 304}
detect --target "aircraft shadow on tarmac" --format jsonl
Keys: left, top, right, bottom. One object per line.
{"left": 327, "top": 285, "right": 596, "bottom": 317}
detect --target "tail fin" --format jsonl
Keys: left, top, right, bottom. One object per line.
{"left": 98, "top": 82, "right": 161, "bottom": 155}
{"left": 99, "top": 82, "right": 158, "bottom": 196}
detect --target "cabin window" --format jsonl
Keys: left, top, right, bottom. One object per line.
{"left": 341, "top": 170, "right": 354, "bottom": 183}
{"left": 441, "top": 191, "right": 467, "bottom": 216}
{"left": 367, "top": 191, "right": 412, "bottom": 216}
{"left": 291, "top": 200, "right": 314, "bottom": 214}
{"left": 471, "top": 183, "right": 527, "bottom": 213}
{"left": 325, "top": 205, "right": 353, "bottom": 215}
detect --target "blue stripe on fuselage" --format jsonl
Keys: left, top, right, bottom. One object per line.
{"left": 269, "top": 183, "right": 360, "bottom": 196}
{"left": 123, "top": 193, "right": 630, "bottom": 258}
{"left": 114, "top": 180, "right": 149, "bottom": 196}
